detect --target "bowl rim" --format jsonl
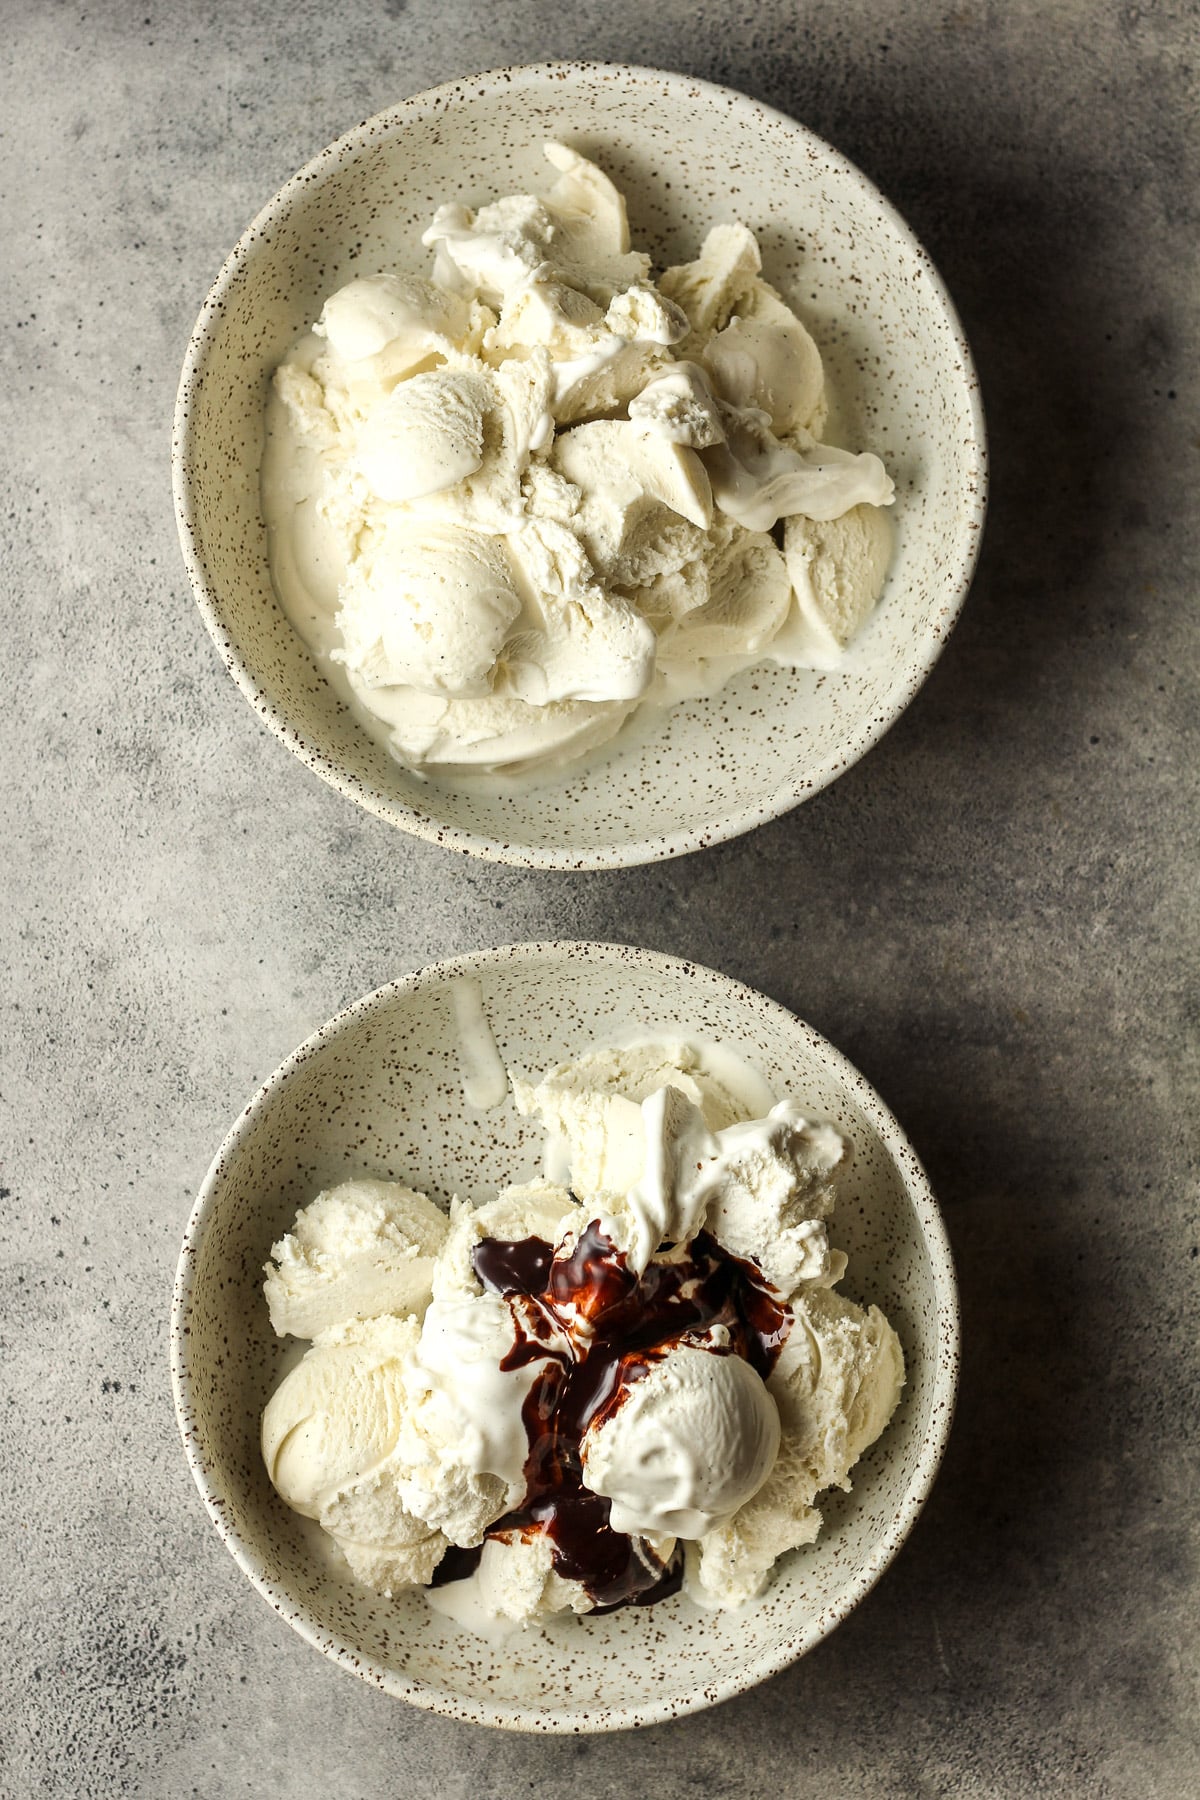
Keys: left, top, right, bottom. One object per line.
{"left": 172, "top": 59, "right": 988, "bottom": 872}
{"left": 170, "top": 939, "right": 960, "bottom": 1731}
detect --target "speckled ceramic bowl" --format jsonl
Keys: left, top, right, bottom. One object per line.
{"left": 173, "top": 62, "right": 985, "bottom": 870}
{"left": 171, "top": 942, "right": 958, "bottom": 1730}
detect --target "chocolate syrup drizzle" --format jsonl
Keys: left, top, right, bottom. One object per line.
{"left": 431, "top": 1219, "right": 791, "bottom": 1612}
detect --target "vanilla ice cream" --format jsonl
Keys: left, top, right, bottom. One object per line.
{"left": 262, "top": 145, "right": 895, "bottom": 779}
{"left": 684, "top": 1288, "right": 906, "bottom": 1610}
{"left": 263, "top": 1178, "right": 449, "bottom": 1339}
{"left": 259, "top": 1040, "right": 904, "bottom": 1635}
{"left": 260, "top": 1313, "right": 448, "bottom": 1591}
{"left": 580, "top": 1346, "right": 781, "bottom": 1539}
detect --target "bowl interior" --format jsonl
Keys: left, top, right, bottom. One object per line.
{"left": 174, "top": 945, "right": 956, "bottom": 1729}
{"left": 176, "top": 64, "right": 984, "bottom": 867}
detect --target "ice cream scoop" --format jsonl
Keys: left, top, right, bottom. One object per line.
{"left": 334, "top": 522, "right": 524, "bottom": 697}
{"left": 355, "top": 368, "right": 490, "bottom": 503}
{"left": 263, "top": 1178, "right": 449, "bottom": 1340}
{"left": 260, "top": 1314, "right": 415, "bottom": 1519}
{"left": 701, "top": 286, "right": 825, "bottom": 436}
{"left": 580, "top": 1346, "right": 782, "bottom": 1538}
{"left": 659, "top": 222, "right": 763, "bottom": 352}
{"left": 318, "top": 270, "right": 472, "bottom": 375}
{"left": 783, "top": 503, "right": 894, "bottom": 666}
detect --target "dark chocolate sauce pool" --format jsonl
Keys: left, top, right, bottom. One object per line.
{"left": 434, "top": 1219, "right": 790, "bottom": 1613}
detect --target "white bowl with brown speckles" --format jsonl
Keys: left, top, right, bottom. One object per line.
{"left": 171, "top": 942, "right": 958, "bottom": 1731}
{"left": 172, "top": 62, "right": 986, "bottom": 870}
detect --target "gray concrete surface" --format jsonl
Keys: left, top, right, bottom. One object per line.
{"left": 3, "top": 1, "right": 1198, "bottom": 1794}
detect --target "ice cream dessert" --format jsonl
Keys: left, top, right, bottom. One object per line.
{"left": 260, "top": 1042, "right": 905, "bottom": 1633}
{"left": 262, "top": 144, "right": 895, "bottom": 778}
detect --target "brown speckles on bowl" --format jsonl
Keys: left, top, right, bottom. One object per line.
{"left": 170, "top": 942, "right": 959, "bottom": 1731}
{"left": 172, "top": 61, "right": 986, "bottom": 870}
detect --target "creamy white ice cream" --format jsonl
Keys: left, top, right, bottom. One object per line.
{"left": 512, "top": 1036, "right": 751, "bottom": 1200}
{"left": 263, "top": 1178, "right": 449, "bottom": 1339}
{"left": 783, "top": 502, "right": 896, "bottom": 669}
{"left": 581, "top": 1346, "right": 781, "bottom": 1539}
{"left": 262, "top": 146, "right": 895, "bottom": 779}
{"left": 260, "top": 1314, "right": 448, "bottom": 1592}
{"left": 259, "top": 1040, "right": 904, "bottom": 1634}
{"left": 684, "top": 1287, "right": 906, "bottom": 1610}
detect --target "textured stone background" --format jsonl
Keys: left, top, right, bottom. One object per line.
{"left": 3, "top": 1, "right": 1197, "bottom": 1794}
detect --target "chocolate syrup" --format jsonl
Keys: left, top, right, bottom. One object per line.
{"left": 459, "top": 1220, "right": 791, "bottom": 1613}
{"left": 428, "top": 1543, "right": 484, "bottom": 1588}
